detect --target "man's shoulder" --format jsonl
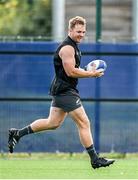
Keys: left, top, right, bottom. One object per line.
{"left": 56, "top": 37, "right": 75, "bottom": 53}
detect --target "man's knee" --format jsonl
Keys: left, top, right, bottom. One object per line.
{"left": 80, "top": 118, "right": 90, "bottom": 129}
{"left": 47, "top": 118, "right": 62, "bottom": 130}
{"left": 50, "top": 123, "right": 60, "bottom": 130}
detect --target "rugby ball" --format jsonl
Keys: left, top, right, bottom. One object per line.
{"left": 85, "top": 60, "right": 107, "bottom": 72}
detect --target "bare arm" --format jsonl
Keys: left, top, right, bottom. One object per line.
{"left": 59, "top": 45, "right": 104, "bottom": 78}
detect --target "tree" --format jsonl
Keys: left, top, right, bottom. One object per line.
{"left": 0, "top": 0, "right": 52, "bottom": 39}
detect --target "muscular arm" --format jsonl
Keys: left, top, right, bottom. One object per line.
{"left": 59, "top": 45, "right": 104, "bottom": 78}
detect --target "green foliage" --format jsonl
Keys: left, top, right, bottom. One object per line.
{"left": 0, "top": 0, "right": 52, "bottom": 38}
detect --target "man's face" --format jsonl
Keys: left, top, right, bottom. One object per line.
{"left": 69, "top": 24, "right": 86, "bottom": 43}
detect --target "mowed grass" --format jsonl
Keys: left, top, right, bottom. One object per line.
{"left": 0, "top": 153, "right": 138, "bottom": 179}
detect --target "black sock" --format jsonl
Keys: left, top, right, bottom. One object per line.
{"left": 86, "top": 144, "right": 99, "bottom": 161}
{"left": 18, "top": 125, "right": 34, "bottom": 138}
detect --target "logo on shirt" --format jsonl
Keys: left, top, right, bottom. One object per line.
{"left": 76, "top": 99, "right": 81, "bottom": 105}
{"left": 76, "top": 51, "right": 81, "bottom": 57}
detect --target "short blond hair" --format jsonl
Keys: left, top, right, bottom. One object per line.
{"left": 68, "top": 16, "right": 86, "bottom": 29}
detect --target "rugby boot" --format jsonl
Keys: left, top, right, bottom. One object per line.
{"left": 91, "top": 157, "right": 115, "bottom": 169}
{"left": 8, "top": 128, "right": 20, "bottom": 153}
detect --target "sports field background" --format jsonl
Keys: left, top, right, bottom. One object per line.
{"left": 0, "top": 1, "right": 138, "bottom": 154}
{"left": 0, "top": 1, "right": 138, "bottom": 179}
{"left": 0, "top": 42, "right": 138, "bottom": 154}
{"left": 0, "top": 153, "right": 138, "bottom": 179}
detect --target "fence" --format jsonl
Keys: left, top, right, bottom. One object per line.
{"left": 0, "top": 41, "right": 138, "bottom": 153}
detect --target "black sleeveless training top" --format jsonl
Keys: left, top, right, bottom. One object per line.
{"left": 50, "top": 36, "right": 81, "bottom": 96}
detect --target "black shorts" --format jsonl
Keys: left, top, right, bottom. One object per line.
{"left": 51, "top": 95, "right": 82, "bottom": 112}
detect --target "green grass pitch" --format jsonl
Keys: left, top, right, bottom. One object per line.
{"left": 0, "top": 153, "right": 138, "bottom": 179}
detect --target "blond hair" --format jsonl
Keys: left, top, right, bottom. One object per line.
{"left": 68, "top": 16, "right": 86, "bottom": 29}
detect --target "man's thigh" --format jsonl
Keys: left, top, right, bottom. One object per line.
{"left": 69, "top": 106, "right": 90, "bottom": 127}
{"left": 49, "top": 106, "right": 67, "bottom": 124}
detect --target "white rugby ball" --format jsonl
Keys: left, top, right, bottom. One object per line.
{"left": 85, "top": 59, "right": 107, "bottom": 72}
